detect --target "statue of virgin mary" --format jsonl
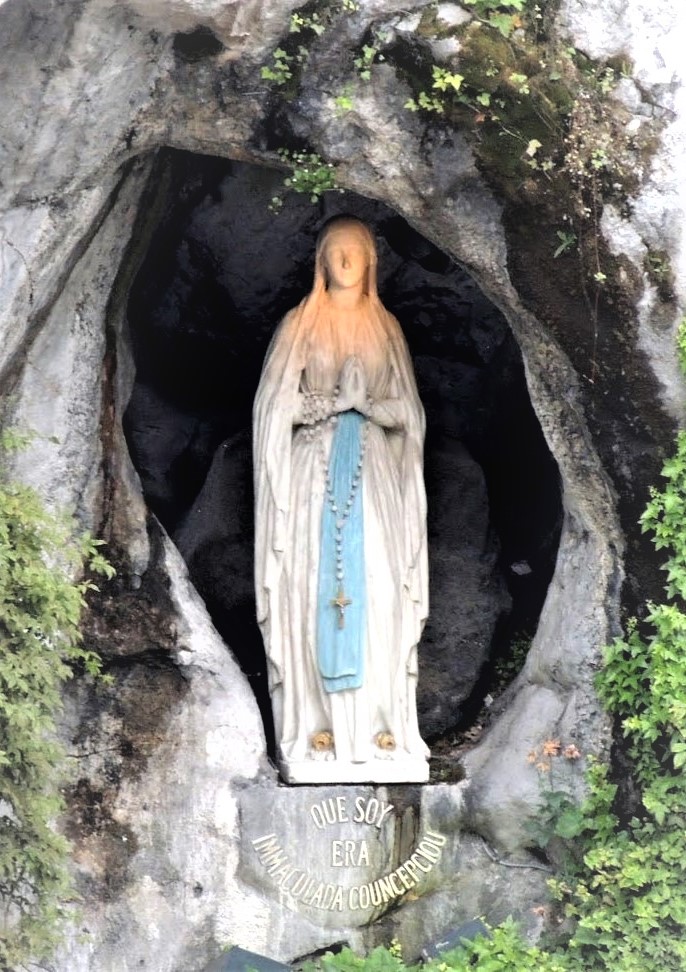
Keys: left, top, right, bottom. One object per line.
{"left": 253, "top": 217, "right": 429, "bottom": 783}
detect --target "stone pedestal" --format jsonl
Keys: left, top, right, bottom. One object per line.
{"left": 239, "top": 782, "right": 462, "bottom": 931}
{"left": 279, "top": 757, "right": 430, "bottom": 785}
{"left": 233, "top": 780, "right": 553, "bottom": 958}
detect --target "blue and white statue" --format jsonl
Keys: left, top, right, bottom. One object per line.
{"left": 253, "top": 217, "right": 429, "bottom": 783}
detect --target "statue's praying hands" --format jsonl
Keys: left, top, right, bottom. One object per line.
{"left": 335, "top": 355, "right": 368, "bottom": 415}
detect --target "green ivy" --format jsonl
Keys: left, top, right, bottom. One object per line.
{"left": 312, "top": 920, "right": 568, "bottom": 972}
{"left": 425, "top": 919, "right": 568, "bottom": 971}
{"left": 549, "top": 428, "right": 686, "bottom": 969}
{"left": 676, "top": 317, "right": 686, "bottom": 373}
{"left": 463, "top": 0, "right": 528, "bottom": 38}
{"left": 0, "top": 432, "right": 113, "bottom": 967}
{"left": 261, "top": 48, "right": 295, "bottom": 85}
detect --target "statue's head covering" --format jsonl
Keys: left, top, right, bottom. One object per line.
{"left": 311, "top": 217, "right": 379, "bottom": 301}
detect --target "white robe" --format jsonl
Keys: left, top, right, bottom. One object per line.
{"left": 253, "top": 301, "right": 428, "bottom": 772}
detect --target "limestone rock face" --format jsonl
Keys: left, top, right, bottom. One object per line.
{"left": 0, "top": 0, "right": 683, "bottom": 966}
{"left": 58, "top": 534, "right": 273, "bottom": 972}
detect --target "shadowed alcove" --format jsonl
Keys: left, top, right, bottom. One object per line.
{"left": 123, "top": 149, "right": 562, "bottom": 762}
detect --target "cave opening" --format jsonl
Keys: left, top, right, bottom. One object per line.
{"left": 122, "top": 148, "right": 562, "bottom": 764}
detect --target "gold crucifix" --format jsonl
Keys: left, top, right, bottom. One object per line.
{"left": 331, "top": 586, "right": 352, "bottom": 629}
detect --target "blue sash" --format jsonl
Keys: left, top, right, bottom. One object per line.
{"left": 317, "top": 410, "right": 366, "bottom": 693}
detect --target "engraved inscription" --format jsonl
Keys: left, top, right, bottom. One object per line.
{"left": 331, "top": 838, "right": 370, "bottom": 867}
{"left": 252, "top": 824, "right": 447, "bottom": 913}
{"left": 310, "top": 795, "right": 394, "bottom": 829}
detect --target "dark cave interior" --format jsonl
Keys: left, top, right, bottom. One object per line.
{"left": 123, "top": 148, "right": 562, "bottom": 758}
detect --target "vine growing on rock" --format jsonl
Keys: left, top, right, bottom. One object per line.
{"left": 0, "top": 432, "right": 113, "bottom": 967}
{"left": 403, "top": 2, "right": 645, "bottom": 269}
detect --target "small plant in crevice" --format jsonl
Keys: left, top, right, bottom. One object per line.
{"left": 525, "top": 739, "right": 588, "bottom": 873}
{"left": 405, "top": 66, "right": 464, "bottom": 114}
{"left": 644, "top": 251, "right": 670, "bottom": 280}
{"left": 677, "top": 316, "right": 686, "bottom": 372}
{"left": 644, "top": 249, "right": 675, "bottom": 302}
{"left": 260, "top": 0, "right": 366, "bottom": 93}
{"left": 0, "top": 431, "right": 114, "bottom": 968}
{"left": 553, "top": 227, "right": 577, "bottom": 258}
{"left": 269, "top": 149, "right": 342, "bottom": 212}
{"left": 334, "top": 85, "right": 355, "bottom": 115}
{"left": 463, "top": 0, "right": 528, "bottom": 38}
{"left": 491, "top": 631, "right": 531, "bottom": 690}
{"left": 354, "top": 42, "right": 384, "bottom": 81}
{"left": 261, "top": 47, "right": 295, "bottom": 86}
{"left": 329, "top": 29, "right": 389, "bottom": 115}
{"left": 290, "top": 11, "right": 325, "bottom": 37}
{"left": 261, "top": 4, "right": 332, "bottom": 90}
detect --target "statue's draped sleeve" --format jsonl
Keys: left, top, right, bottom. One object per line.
{"left": 253, "top": 304, "right": 306, "bottom": 687}
{"left": 381, "top": 311, "right": 429, "bottom": 673}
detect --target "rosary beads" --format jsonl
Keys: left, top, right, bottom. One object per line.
{"left": 301, "top": 390, "right": 335, "bottom": 426}
{"left": 318, "top": 402, "right": 370, "bottom": 629}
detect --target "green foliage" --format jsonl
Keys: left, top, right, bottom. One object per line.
{"left": 548, "top": 429, "right": 686, "bottom": 969}
{"left": 643, "top": 251, "right": 674, "bottom": 301}
{"left": 644, "top": 252, "right": 670, "bottom": 280}
{"left": 261, "top": 48, "right": 293, "bottom": 85}
{"left": 532, "top": 784, "right": 584, "bottom": 845}
{"left": 463, "top": 0, "right": 527, "bottom": 38}
{"left": 280, "top": 149, "right": 338, "bottom": 201}
{"left": 0, "top": 434, "right": 113, "bottom": 966}
{"left": 524, "top": 739, "right": 588, "bottom": 873}
{"left": 315, "top": 943, "right": 405, "bottom": 972}
{"left": 432, "top": 919, "right": 568, "bottom": 971}
{"left": 491, "top": 631, "right": 531, "bottom": 688}
{"left": 553, "top": 229, "right": 577, "bottom": 258}
{"left": 405, "top": 67, "right": 465, "bottom": 113}
{"left": 290, "top": 11, "right": 325, "bottom": 36}
{"left": 269, "top": 149, "right": 341, "bottom": 212}
{"left": 509, "top": 72, "right": 530, "bottom": 95}
{"left": 405, "top": 66, "right": 464, "bottom": 113}
{"left": 354, "top": 43, "right": 383, "bottom": 81}
{"left": 677, "top": 317, "right": 686, "bottom": 374}
{"left": 312, "top": 920, "right": 568, "bottom": 972}
{"left": 262, "top": 0, "right": 365, "bottom": 91}
{"left": 641, "top": 432, "right": 686, "bottom": 597}
{"left": 400, "top": 0, "right": 648, "bottom": 299}
{"left": 334, "top": 88, "right": 355, "bottom": 115}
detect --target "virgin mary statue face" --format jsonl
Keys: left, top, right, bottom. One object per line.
{"left": 323, "top": 232, "right": 369, "bottom": 293}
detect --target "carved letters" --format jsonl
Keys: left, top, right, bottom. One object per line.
{"left": 251, "top": 793, "right": 445, "bottom": 914}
